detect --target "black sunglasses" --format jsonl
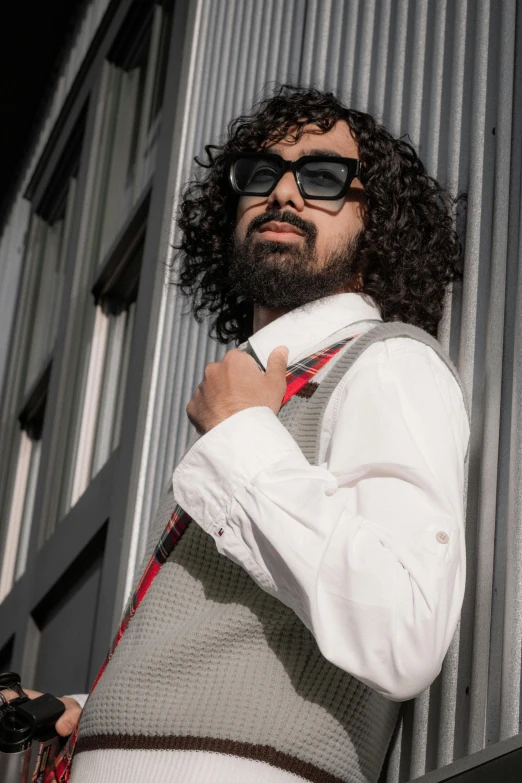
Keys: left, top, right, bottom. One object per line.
{"left": 226, "top": 151, "right": 361, "bottom": 201}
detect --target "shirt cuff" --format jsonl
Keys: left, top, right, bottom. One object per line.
{"left": 65, "top": 694, "right": 88, "bottom": 709}
{"left": 172, "top": 406, "right": 304, "bottom": 536}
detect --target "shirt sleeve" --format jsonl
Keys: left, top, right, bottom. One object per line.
{"left": 65, "top": 694, "right": 88, "bottom": 709}
{"left": 172, "top": 342, "right": 469, "bottom": 702}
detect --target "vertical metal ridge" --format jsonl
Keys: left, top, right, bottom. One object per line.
{"left": 0, "top": 201, "right": 29, "bottom": 394}
{"left": 299, "top": 0, "right": 320, "bottom": 85}
{"left": 467, "top": 0, "right": 517, "bottom": 754}
{"left": 457, "top": 0, "right": 489, "bottom": 395}
{"left": 409, "top": 689, "right": 431, "bottom": 778}
{"left": 424, "top": 0, "right": 447, "bottom": 177}
{"left": 488, "top": 0, "right": 522, "bottom": 748}
{"left": 276, "top": 0, "right": 304, "bottom": 85}
{"left": 264, "top": 0, "right": 285, "bottom": 87}
{"left": 221, "top": 0, "right": 248, "bottom": 124}
{"left": 334, "top": 0, "right": 359, "bottom": 98}
{"left": 369, "top": 0, "right": 392, "bottom": 120}
{"left": 500, "top": 167, "right": 522, "bottom": 740}
{"left": 387, "top": 0, "right": 410, "bottom": 136}
{"left": 451, "top": 0, "right": 493, "bottom": 763}
{"left": 500, "top": 0, "right": 522, "bottom": 736}
{"left": 199, "top": 1, "right": 229, "bottom": 148}
{"left": 407, "top": 0, "right": 428, "bottom": 150}
{"left": 353, "top": 0, "right": 376, "bottom": 111}
{"left": 323, "top": 0, "right": 348, "bottom": 93}
{"left": 252, "top": 0, "right": 275, "bottom": 95}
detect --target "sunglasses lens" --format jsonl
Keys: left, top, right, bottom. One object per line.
{"left": 230, "top": 155, "right": 353, "bottom": 199}
{"left": 232, "top": 157, "right": 281, "bottom": 195}
{"left": 299, "top": 161, "right": 349, "bottom": 198}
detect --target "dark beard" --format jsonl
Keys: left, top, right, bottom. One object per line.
{"left": 228, "top": 211, "right": 362, "bottom": 309}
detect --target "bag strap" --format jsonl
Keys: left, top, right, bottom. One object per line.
{"left": 295, "top": 321, "right": 470, "bottom": 466}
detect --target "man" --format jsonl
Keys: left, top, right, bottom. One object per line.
{"left": 2, "top": 85, "right": 469, "bottom": 783}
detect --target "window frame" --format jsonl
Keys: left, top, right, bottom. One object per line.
{"left": 0, "top": 0, "right": 189, "bottom": 712}
{"left": 62, "top": 187, "right": 149, "bottom": 515}
{"left": 0, "top": 120, "right": 86, "bottom": 599}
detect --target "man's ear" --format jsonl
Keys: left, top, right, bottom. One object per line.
{"left": 343, "top": 271, "right": 364, "bottom": 294}
{"left": 354, "top": 271, "right": 364, "bottom": 292}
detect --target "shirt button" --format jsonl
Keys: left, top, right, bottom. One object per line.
{"left": 436, "top": 531, "right": 449, "bottom": 544}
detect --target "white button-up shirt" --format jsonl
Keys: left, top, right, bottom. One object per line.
{"left": 172, "top": 292, "right": 469, "bottom": 702}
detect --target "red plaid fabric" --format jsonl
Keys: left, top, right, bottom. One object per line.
{"left": 51, "top": 335, "right": 357, "bottom": 782}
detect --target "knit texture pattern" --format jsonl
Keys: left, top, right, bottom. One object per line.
{"left": 75, "top": 322, "right": 466, "bottom": 783}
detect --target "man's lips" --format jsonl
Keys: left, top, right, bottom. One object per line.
{"left": 258, "top": 221, "right": 304, "bottom": 238}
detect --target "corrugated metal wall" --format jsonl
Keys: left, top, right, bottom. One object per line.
{"left": 0, "top": 0, "right": 110, "bottom": 397}
{"left": 128, "top": 1, "right": 522, "bottom": 780}
{"left": 122, "top": 0, "right": 308, "bottom": 599}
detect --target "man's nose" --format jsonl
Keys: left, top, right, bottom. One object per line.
{"left": 266, "top": 171, "right": 305, "bottom": 211}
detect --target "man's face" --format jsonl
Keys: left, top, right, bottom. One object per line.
{"left": 229, "top": 120, "right": 365, "bottom": 310}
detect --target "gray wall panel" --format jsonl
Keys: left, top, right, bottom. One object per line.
{"left": 489, "top": 0, "right": 522, "bottom": 749}
{"left": 0, "top": 201, "right": 30, "bottom": 404}
{"left": 500, "top": 119, "right": 522, "bottom": 741}
{"left": 468, "top": 0, "right": 516, "bottom": 755}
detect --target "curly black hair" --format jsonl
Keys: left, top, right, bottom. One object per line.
{"left": 173, "top": 84, "right": 463, "bottom": 343}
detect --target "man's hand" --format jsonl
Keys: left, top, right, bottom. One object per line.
{"left": 0, "top": 688, "right": 82, "bottom": 737}
{"left": 187, "top": 346, "right": 289, "bottom": 435}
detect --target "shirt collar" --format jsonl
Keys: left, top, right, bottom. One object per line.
{"left": 241, "top": 293, "right": 382, "bottom": 369}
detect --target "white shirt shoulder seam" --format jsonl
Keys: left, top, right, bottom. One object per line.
{"left": 327, "top": 340, "right": 462, "bottom": 436}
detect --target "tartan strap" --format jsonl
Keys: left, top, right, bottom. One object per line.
{"left": 54, "top": 333, "right": 357, "bottom": 781}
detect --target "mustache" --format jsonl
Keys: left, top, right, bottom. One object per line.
{"left": 245, "top": 210, "right": 317, "bottom": 241}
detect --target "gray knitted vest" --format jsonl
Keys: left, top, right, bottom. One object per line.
{"left": 76, "top": 322, "right": 468, "bottom": 783}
